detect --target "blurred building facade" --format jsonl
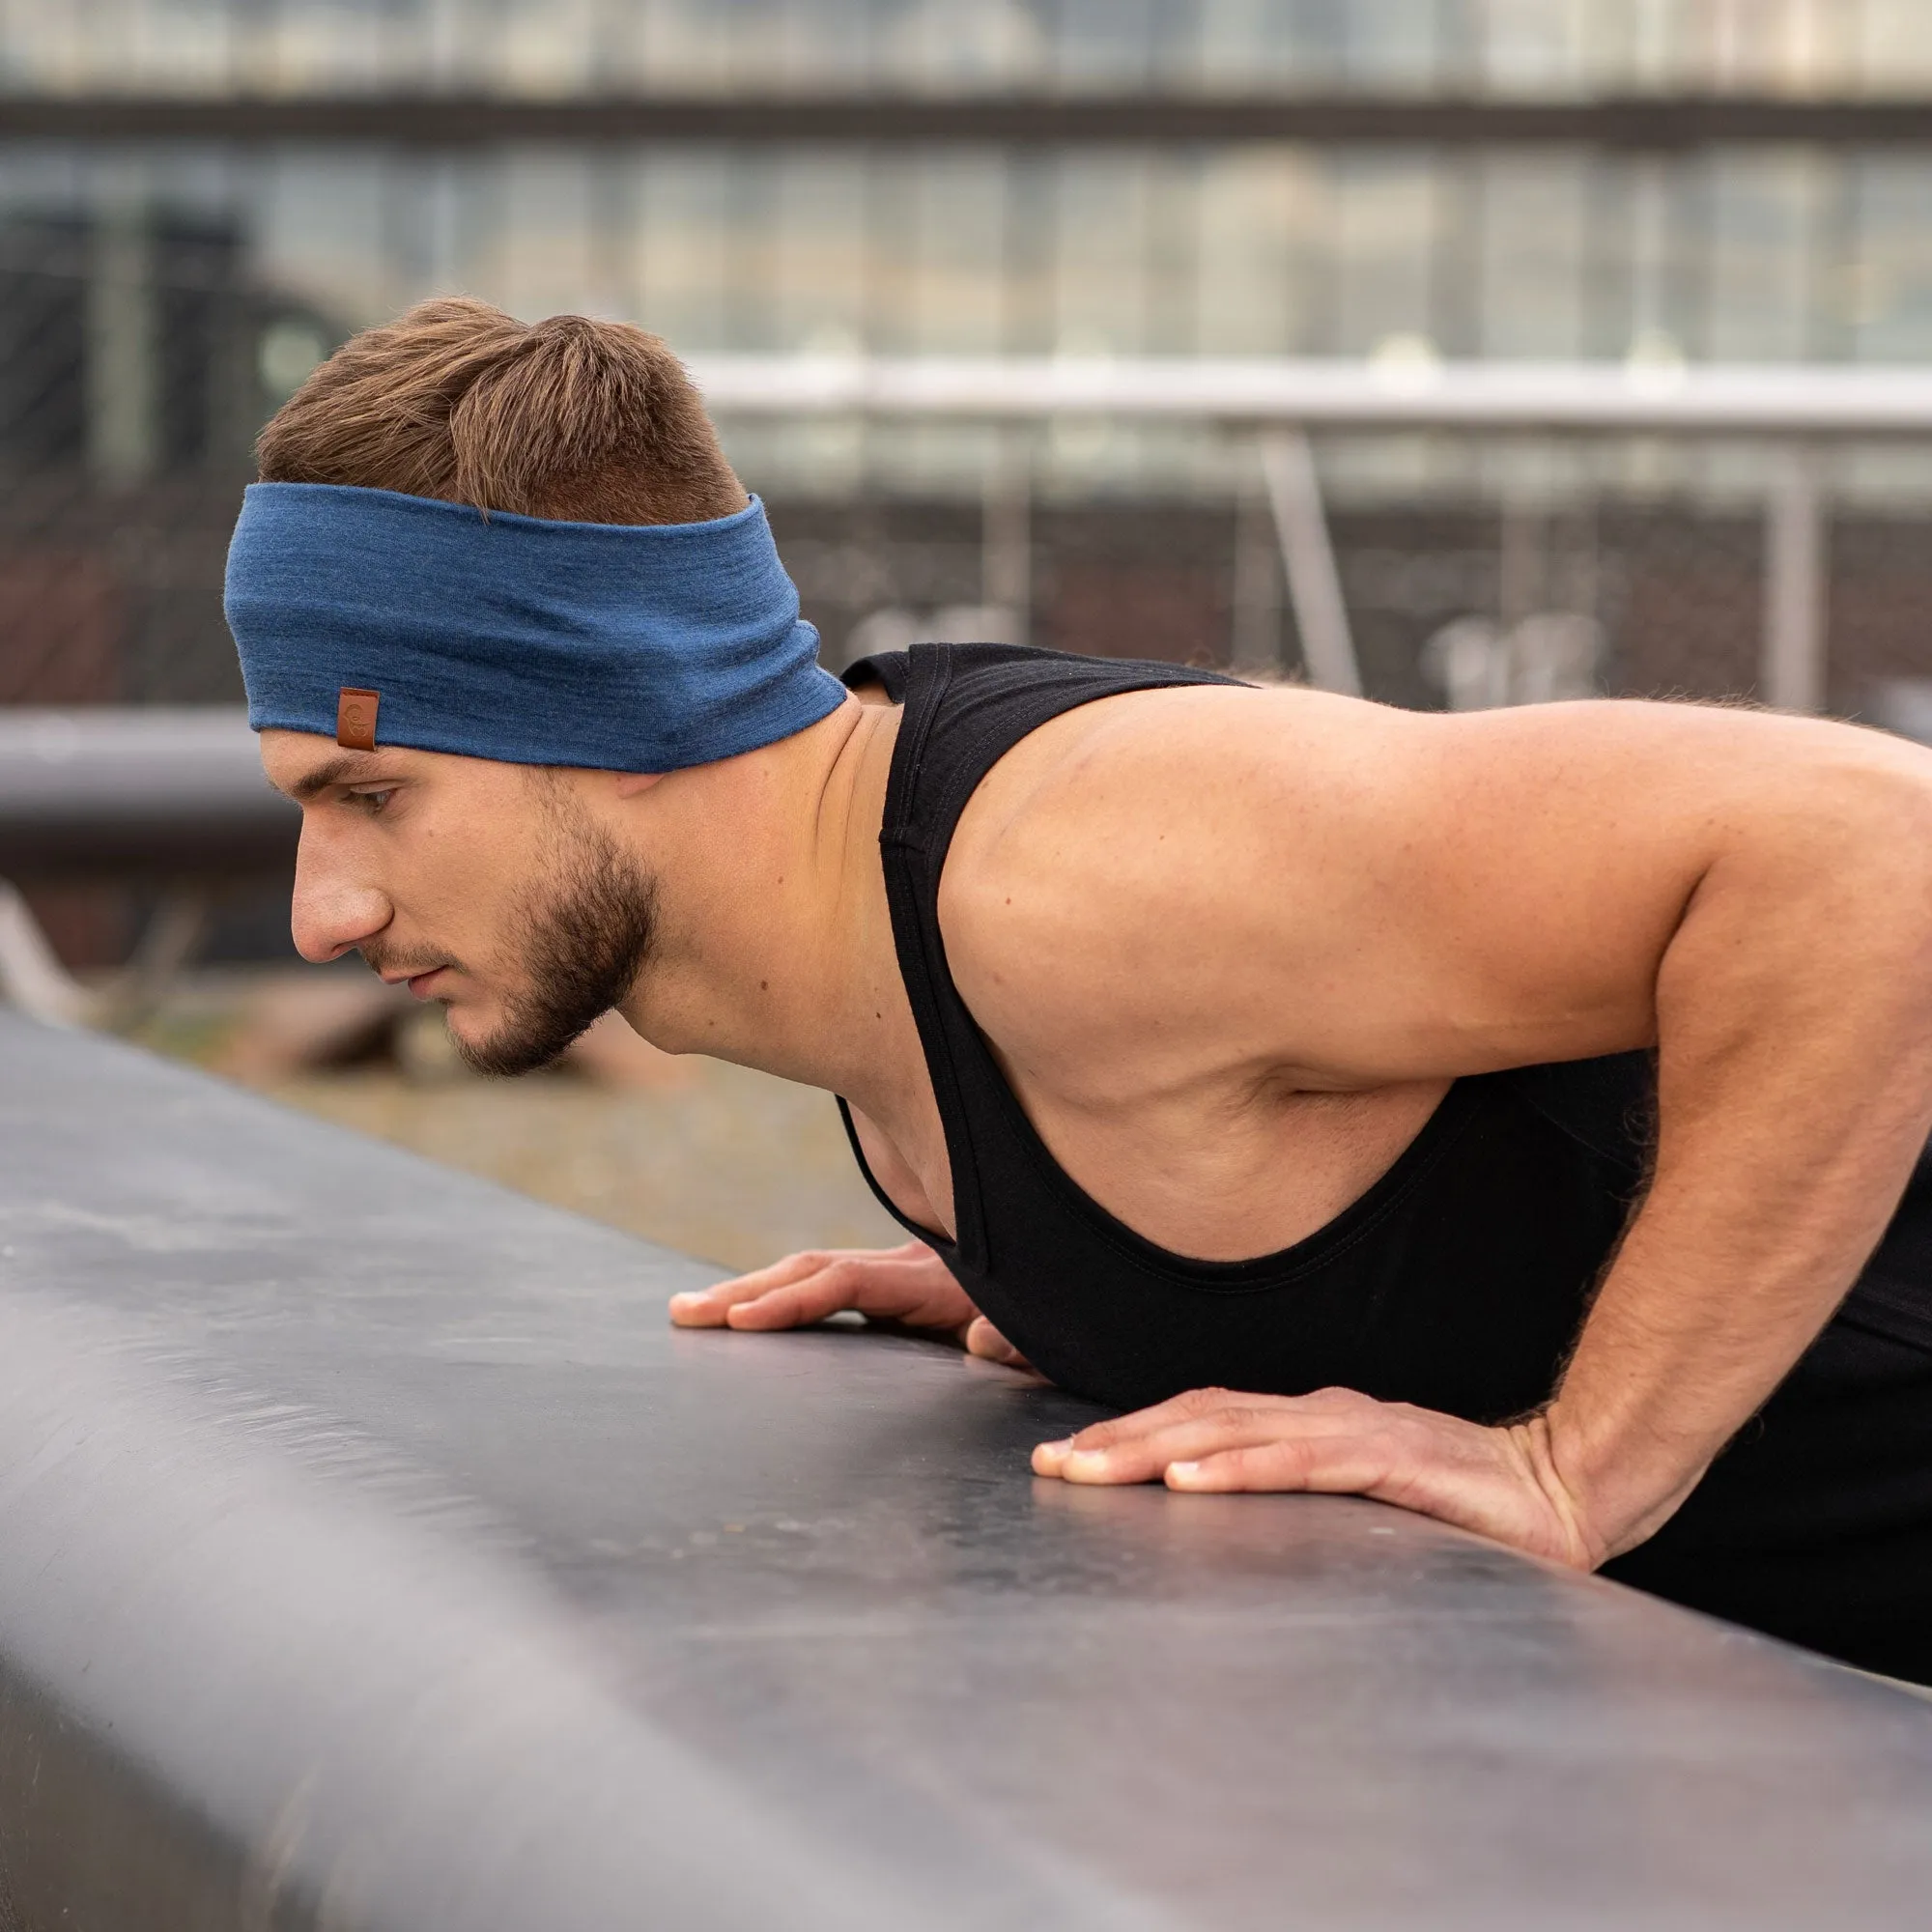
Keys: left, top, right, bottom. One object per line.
{"left": 10, "top": 5, "right": 1932, "bottom": 371}
{"left": 9, "top": 1, "right": 1932, "bottom": 99}
{"left": 2, "top": 0, "right": 1931, "bottom": 723}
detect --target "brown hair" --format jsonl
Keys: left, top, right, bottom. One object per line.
{"left": 256, "top": 297, "right": 747, "bottom": 526}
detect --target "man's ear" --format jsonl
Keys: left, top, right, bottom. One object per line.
{"left": 613, "top": 772, "right": 667, "bottom": 799}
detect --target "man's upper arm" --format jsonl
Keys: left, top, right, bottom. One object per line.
{"left": 944, "top": 687, "right": 1924, "bottom": 1091}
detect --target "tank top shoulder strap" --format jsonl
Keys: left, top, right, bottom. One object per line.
{"left": 848, "top": 641, "right": 1238, "bottom": 863}
{"left": 843, "top": 641, "right": 1240, "bottom": 1262}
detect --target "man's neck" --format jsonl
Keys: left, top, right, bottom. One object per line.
{"left": 612, "top": 695, "right": 922, "bottom": 1117}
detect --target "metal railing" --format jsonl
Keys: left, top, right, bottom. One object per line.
{"left": 693, "top": 353, "right": 1932, "bottom": 715}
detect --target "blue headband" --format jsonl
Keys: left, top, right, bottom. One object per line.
{"left": 223, "top": 483, "right": 845, "bottom": 771}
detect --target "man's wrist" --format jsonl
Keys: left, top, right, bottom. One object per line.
{"left": 1530, "top": 1397, "right": 1713, "bottom": 1563}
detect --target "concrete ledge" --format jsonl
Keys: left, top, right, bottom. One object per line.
{"left": 2, "top": 1010, "right": 1930, "bottom": 1929}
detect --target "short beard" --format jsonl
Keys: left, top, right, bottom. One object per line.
{"left": 454, "top": 802, "right": 659, "bottom": 1080}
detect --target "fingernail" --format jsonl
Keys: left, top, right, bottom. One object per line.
{"left": 1064, "top": 1450, "right": 1110, "bottom": 1476}
{"left": 668, "top": 1292, "right": 704, "bottom": 1307}
{"left": 1167, "top": 1461, "right": 1202, "bottom": 1485}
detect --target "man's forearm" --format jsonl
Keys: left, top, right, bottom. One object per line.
{"left": 1541, "top": 810, "right": 1932, "bottom": 1559}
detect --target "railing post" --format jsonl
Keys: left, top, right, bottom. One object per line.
{"left": 1260, "top": 429, "right": 1362, "bottom": 697}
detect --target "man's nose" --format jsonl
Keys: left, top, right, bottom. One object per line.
{"left": 290, "top": 832, "right": 392, "bottom": 964}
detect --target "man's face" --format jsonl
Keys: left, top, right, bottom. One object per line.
{"left": 259, "top": 732, "right": 656, "bottom": 1075}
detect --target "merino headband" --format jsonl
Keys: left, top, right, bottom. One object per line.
{"left": 223, "top": 482, "right": 846, "bottom": 771}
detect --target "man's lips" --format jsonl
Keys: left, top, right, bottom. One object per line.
{"left": 380, "top": 967, "right": 450, "bottom": 1001}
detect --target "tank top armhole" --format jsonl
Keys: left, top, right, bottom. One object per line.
{"left": 874, "top": 641, "right": 1245, "bottom": 1268}
{"left": 834, "top": 1094, "right": 955, "bottom": 1252}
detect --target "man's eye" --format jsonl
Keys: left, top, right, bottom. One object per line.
{"left": 350, "top": 788, "right": 395, "bottom": 813}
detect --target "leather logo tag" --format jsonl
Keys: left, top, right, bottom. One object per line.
{"left": 336, "top": 687, "right": 380, "bottom": 751}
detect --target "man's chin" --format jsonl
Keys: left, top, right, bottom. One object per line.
{"left": 444, "top": 1007, "right": 525, "bottom": 1075}
{"left": 444, "top": 1006, "right": 579, "bottom": 1080}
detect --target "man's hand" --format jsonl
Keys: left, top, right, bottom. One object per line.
{"left": 668, "top": 1240, "right": 1031, "bottom": 1367}
{"left": 1032, "top": 1385, "right": 1611, "bottom": 1569}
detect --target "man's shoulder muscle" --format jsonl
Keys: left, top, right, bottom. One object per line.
{"left": 935, "top": 681, "right": 1386, "bottom": 1094}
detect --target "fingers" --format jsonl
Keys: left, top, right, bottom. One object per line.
{"left": 1032, "top": 1387, "right": 1389, "bottom": 1487}
{"left": 708, "top": 1261, "right": 869, "bottom": 1331}
{"left": 1034, "top": 1386, "right": 1309, "bottom": 1476}
{"left": 1032, "top": 1411, "right": 1265, "bottom": 1483}
{"left": 1164, "top": 1436, "right": 1393, "bottom": 1494}
{"left": 668, "top": 1240, "right": 974, "bottom": 1333}
{"left": 1048, "top": 1384, "right": 1355, "bottom": 1455}
{"left": 668, "top": 1248, "right": 850, "bottom": 1328}
{"left": 962, "top": 1316, "right": 1033, "bottom": 1370}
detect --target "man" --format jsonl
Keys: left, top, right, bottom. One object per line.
{"left": 230, "top": 298, "right": 1932, "bottom": 1683}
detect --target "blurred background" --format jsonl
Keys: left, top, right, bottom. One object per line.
{"left": 5, "top": 0, "right": 1932, "bottom": 1269}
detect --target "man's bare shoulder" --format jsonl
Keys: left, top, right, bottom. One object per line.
{"left": 947, "top": 676, "right": 1382, "bottom": 867}
{"left": 934, "top": 680, "right": 1398, "bottom": 1089}
{"left": 942, "top": 674, "right": 1402, "bottom": 889}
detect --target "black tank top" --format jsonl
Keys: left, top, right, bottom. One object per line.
{"left": 837, "top": 641, "right": 1654, "bottom": 1422}
{"left": 837, "top": 640, "right": 1932, "bottom": 1681}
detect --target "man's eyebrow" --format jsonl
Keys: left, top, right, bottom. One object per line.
{"left": 285, "top": 753, "right": 382, "bottom": 803}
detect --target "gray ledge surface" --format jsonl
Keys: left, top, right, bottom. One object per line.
{"left": 1, "top": 1009, "right": 1930, "bottom": 1930}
